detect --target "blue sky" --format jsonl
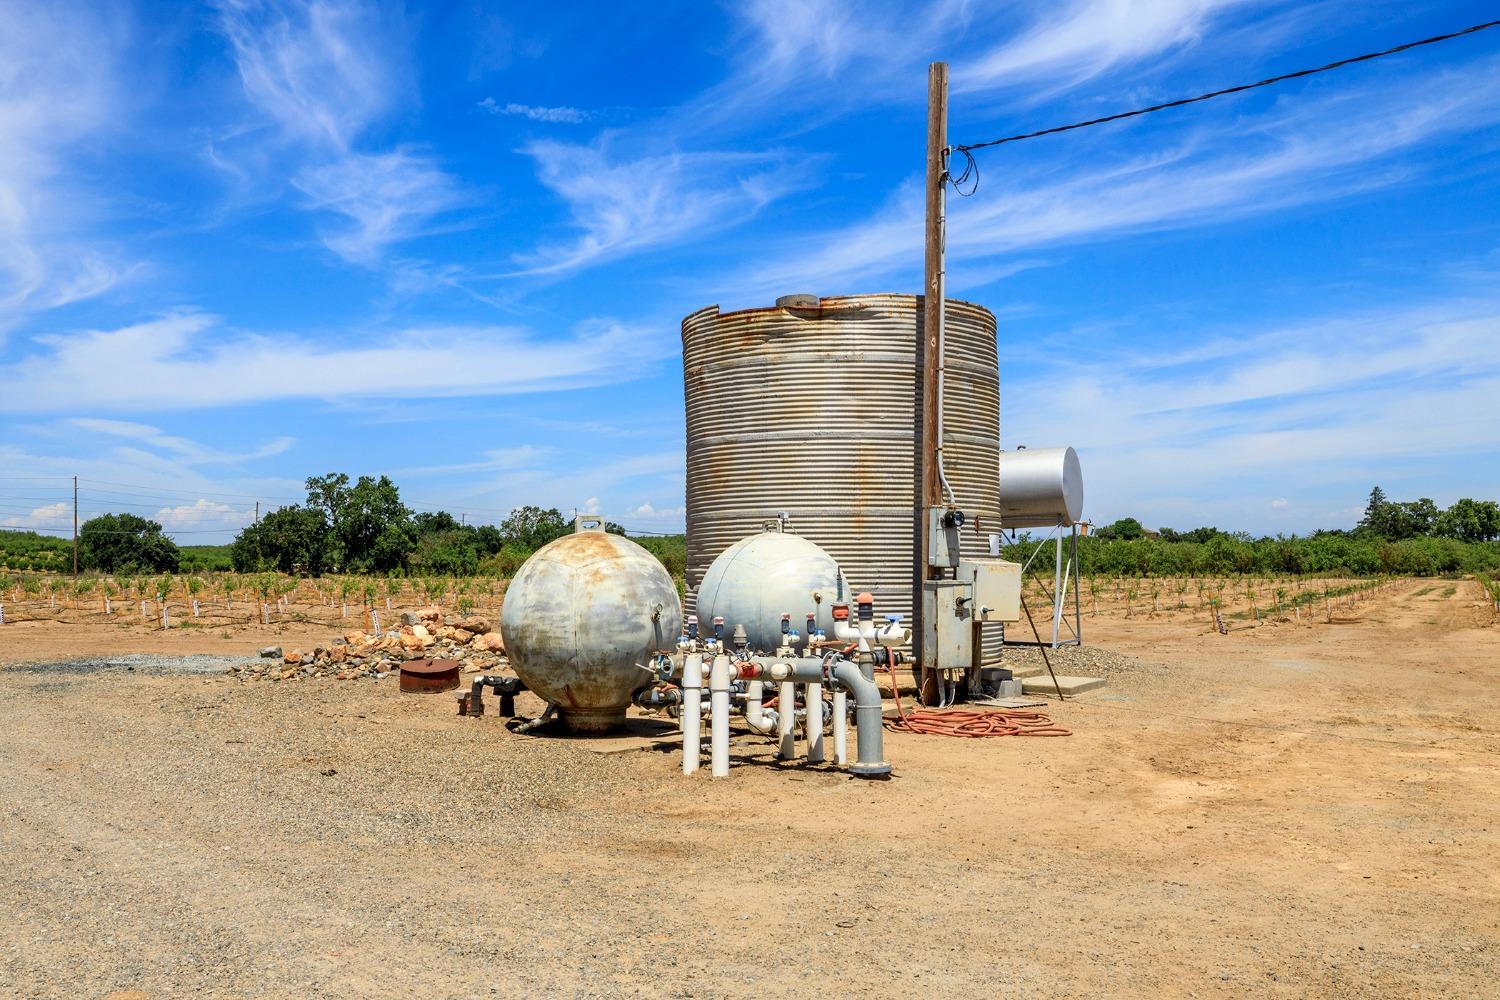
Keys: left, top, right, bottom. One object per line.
{"left": 1, "top": 0, "right": 1498, "bottom": 543}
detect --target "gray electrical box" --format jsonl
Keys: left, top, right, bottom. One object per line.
{"left": 922, "top": 580, "right": 973, "bottom": 669}
{"left": 926, "top": 506, "right": 962, "bottom": 569}
{"left": 957, "top": 559, "right": 1022, "bottom": 622}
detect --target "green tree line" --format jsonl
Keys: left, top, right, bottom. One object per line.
{"left": 1032, "top": 487, "right": 1500, "bottom": 578}
{"left": 227, "top": 473, "right": 640, "bottom": 576}
{"left": 11, "top": 478, "right": 1488, "bottom": 583}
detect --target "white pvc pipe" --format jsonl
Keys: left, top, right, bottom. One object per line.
{"left": 806, "top": 682, "right": 824, "bottom": 763}
{"left": 682, "top": 653, "right": 703, "bottom": 775}
{"left": 744, "top": 680, "right": 779, "bottom": 735}
{"left": 833, "top": 689, "right": 848, "bottom": 765}
{"left": 834, "top": 620, "right": 908, "bottom": 649}
{"left": 709, "top": 654, "right": 731, "bottom": 778}
{"left": 777, "top": 680, "right": 796, "bottom": 760}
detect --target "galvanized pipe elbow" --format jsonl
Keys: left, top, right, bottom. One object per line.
{"left": 832, "top": 660, "right": 892, "bottom": 778}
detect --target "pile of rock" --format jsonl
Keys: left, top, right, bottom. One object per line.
{"left": 227, "top": 606, "right": 507, "bottom": 682}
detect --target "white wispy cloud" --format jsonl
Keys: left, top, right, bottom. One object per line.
{"left": 0, "top": 2, "right": 132, "bottom": 323}
{"left": 0, "top": 312, "right": 668, "bottom": 413}
{"left": 513, "top": 140, "right": 812, "bottom": 275}
{"left": 67, "top": 418, "right": 294, "bottom": 465}
{"left": 702, "top": 0, "right": 970, "bottom": 118}
{"left": 1004, "top": 298, "right": 1500, "bottom": 530}
{"left": 463, "top": 450, "right": 685, "bottom": 513}
{"left": 214, "top": 0, "right": 464, "bottom": 266}
{"left": 153, "top": 499, "right": 257, "bottom": 534}
{"left": 216, "top": 0, "right": 400, "bottom": 148}
{"left": 292, "top": 149, "right": 467, "bottom": 265}
{"left": 386, "top": 447, "right": 544, "bottom": 478}
{"left": 728, "top": 57, "right": 1500, "bottom": 297}
{"left": 627, "top": 502, "right": 685, "bottom": 519}
{"left": 954, "top": 0, "right": 1245, "bottom": 95}
{"left": 479, "top": 98, "right": 589, "bottom": 124}
{"left": 1, "top": 502, "right": 71, "bottom": 531}
{"left": 502, "top": 0, "right": 1242, "bottom": 283}
{"left": 500, "top": 1, "right": 962, "bottom": 277}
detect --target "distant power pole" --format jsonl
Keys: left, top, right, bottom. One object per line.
{"left": 255, "top": 501, "right": 260, "bottom": 523}
{"left": 72, "top": 476, "right": 79, "bottom": 576}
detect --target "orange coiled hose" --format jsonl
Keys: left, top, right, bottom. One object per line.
{"left": 878, "top": 667, "right": 1072, "bottom": 737}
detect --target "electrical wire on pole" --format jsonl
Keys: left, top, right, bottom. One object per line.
{"left": 947, "top": 18, "right": 1500, "bottom": 195}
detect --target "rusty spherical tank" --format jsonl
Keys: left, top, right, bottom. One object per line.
{"left": 501, "top": 524, "right": 682, "bottom": 733}
{"left": 683, "top": 293, "right": 1002, "bottom": 661}
{"left": 696, "top": 526, "right": 851, "bottom": 653}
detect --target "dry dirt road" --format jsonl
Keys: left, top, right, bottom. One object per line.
{"left": 1, "top": 580, "right": 1497, "bottom": 998}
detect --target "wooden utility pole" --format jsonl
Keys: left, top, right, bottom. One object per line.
{"left": 915, "top": 61, "right": 948, "bottom": 688}
{"left": 72, "top": 476, "right": 79, "bottom": 576}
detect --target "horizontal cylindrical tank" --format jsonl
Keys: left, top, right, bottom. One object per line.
{"left": 683, "top": 293, "right": 1001, "bottom": 661}
{"left": 500, "top": 525, "right": 682, "bottom": 733}
{"left": 695, "top": 525, "right": 851, "bottom": 653}
{"left": 998, "top": 446, "right": 1083, "bottom": 528}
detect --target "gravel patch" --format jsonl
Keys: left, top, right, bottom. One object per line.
{"left": 1003, "top": 643, "right": 1166, "bottom": 680}
{"left": 3, "top": 652, "right": 255, "bottom": 676}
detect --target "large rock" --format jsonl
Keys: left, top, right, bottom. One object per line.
{"left": 283, "top": 649, "right": 304, "bottom": 665}
{"left": 470, "top": 631, "right": 505, "bottom": 653}
{"left": 398, "top": 633, "right": 425, "bottom": 651}
{"left": 456, "top": 616, "right": 492, "bottom": 635}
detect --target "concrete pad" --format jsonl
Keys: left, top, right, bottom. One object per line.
{"left": 970, "top": 696, "right": 1049, "bottom": 709}
{"left": 1021, "top": 674, "right": 1106, "bottom": 696}
{"left": 1007, "top": 663, "right": 1047, "bottom": 679}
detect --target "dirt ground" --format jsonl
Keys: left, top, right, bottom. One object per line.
{"left": 2, "top": 579, "right": 1497, "bottom": 998}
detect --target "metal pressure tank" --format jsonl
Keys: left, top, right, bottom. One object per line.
{"left": 501, "top": 522, "right": 682, "bottom": 733}
{"left": 682, "top": 293, "right": 1003, "bottom": 661}
{"left": 695, "top": 524, "right": 852, "bottom": 653}
{"left": 998, "top": 447, "right": 1084, "bottom": 528}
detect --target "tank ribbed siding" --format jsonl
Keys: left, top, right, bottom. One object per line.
{"left": 682, "top": 293, "right": 1003, "bottom": 663}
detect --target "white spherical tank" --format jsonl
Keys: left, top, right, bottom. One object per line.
{"left": 696, "top": 527, "right": 852, "bottom": 652}
{"left": 501, "top": 525, "right": 682, "bottom": 733}
{"left": 999, "top": 446, "right": 1084, "bottom": 528}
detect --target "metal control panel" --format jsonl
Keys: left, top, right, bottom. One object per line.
{"left": 926, "top": 506, "right": 963, "bottom": 569}
{"left": 958, "top": 559, "right": 1022, "bottom": 623}
{"left": 922, "top": 580, "right": 973, "bottom": 669}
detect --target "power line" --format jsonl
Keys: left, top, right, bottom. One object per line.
{"left": 0, "top": 524, "right": 229, "bottom": 535}
{"left": 79, "top": 478, "right": 302, "bottom": 504}
{"left": 949, "top": 18, "right": 1500, "bottom": 194}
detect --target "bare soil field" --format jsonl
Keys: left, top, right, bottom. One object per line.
{"left": 2, "top": 579, "right": 1497, "bottom": 998}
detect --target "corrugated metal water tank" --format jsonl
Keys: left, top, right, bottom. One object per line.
{"left": 683, "top": 293, "right": 1003, "bottom": 662}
